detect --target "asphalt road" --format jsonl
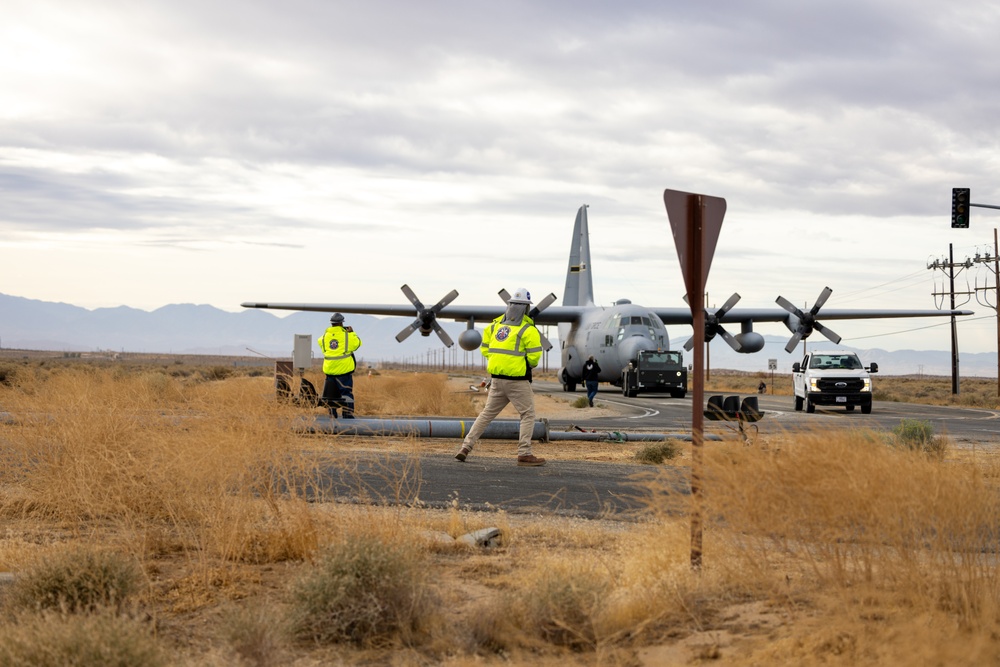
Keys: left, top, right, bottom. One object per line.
{"left": 533, "top": 381, "right": 1000, "bottom": 445}
{"left": 302, "top": 382, "right": 1000, "bottom": 519}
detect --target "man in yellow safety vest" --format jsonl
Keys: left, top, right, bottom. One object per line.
{"left": 455, "top": 288, "right": 546, "bottom": 466}
{"left": 317, "top": 312, "right": 362, "bottom": 418}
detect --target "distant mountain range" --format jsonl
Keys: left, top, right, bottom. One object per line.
{"left": 1, "top": 293, "right": 996, "bottom": 377}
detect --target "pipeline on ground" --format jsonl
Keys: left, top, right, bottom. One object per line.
{"left": 296, "top": 417, "right": 721, "bottom": 442}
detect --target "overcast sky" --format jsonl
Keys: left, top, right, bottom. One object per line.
{"left": 3, "top": 0, "right": 999, "bottom": 354}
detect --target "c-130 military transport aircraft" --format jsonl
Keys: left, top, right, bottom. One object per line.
{"left": 242, "top": 205, "right": 972, "bottom": 393}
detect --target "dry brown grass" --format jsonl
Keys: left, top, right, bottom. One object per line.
{"left": 2, "top": 358, "right": 1000, "bottom": 665}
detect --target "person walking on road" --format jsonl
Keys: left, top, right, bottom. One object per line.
{"left": 455, "top": 288, "right": 546, "bottom": 467}
{"left": 318, "top": 313, "right": 362, "bottom": 419}
{"left": 583, "top": 355, "right": 601, "bottom": 407}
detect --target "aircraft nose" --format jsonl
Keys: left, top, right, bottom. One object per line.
{"left": 618, "top": 335, "right": 657, "bottom": 368}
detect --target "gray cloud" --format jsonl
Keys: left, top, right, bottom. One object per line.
{"left": 2, "top": 0, "right": 998, "bottom": 351}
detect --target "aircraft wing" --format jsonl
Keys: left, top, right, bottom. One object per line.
{"left": 650, "top": 307, "right": 974, "bottom": 325}
{"left": 241, "top": 301, "right": 505, "bottom": 321}
{"left": 240, "top": 301, "right": 597, "bottom": 323}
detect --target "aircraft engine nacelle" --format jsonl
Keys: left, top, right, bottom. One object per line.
{"left": 458, "top": 328, "right": 482, "bottom": 351}
{"left": 734, "top": 332, "right": 765, "bottom": 353}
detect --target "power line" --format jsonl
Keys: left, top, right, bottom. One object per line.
{"left": 836, "top": 268, "right": 928, "bottom": 300}
{"left": 846, "top": 314, "right": 996, "bottom": 341}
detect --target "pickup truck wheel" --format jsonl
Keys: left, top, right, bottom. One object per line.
{"left": 806, "top": 399, "right": 816, "bottom": 413}
{"left": 794, "top": 395, "right": 803, "bottom": 411}
{"left": 861, "top": 402, "right": 872, "bottom": 414}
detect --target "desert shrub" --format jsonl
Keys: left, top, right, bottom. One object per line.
{"left": 201, "top": 365, "right": 234, "bottom": 381}
{"left": 892, "top": 419, "right": 945, "bottom": 457}
{"left": 634, "top": 441, "right": 680, "bottom": 464}
{"left": 517, "top": 562, "right": 611, "bottom": 650}
{"left": 0, "top": 612, "right": 166, "bottom": 667}
{"left": 572, "top": 397, "right": 590, "bottom": 408}
{"left": 872, "top": 388, "right": 895, "bottom": 402}
{"left": 222, "top": 603, "right": 288, "bottom": 667}
{"left": 288, "top": 533, "right": 435, "bottom": 647}
{"left": 7, "top": 548, "right": 142, "bottom": 614}
{"left": 0, "top": 363, "right": 23, "bottom": 387}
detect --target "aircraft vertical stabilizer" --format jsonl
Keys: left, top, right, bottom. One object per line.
{"left": 563, "top": 205, "right": 595, "bottom": 307}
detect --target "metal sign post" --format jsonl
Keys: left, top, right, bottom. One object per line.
{"left": 664, "top": 189, "right": 726, "bottom": 570}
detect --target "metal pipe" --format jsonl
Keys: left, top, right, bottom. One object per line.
{"left": 547, "top": 431, "right": 721, "bottom": 442}
{"left": 299, "top": 417, "right": 550, "bottom": 440}
{"left": 296, "top": 417, "right": 716, "bottom": 443}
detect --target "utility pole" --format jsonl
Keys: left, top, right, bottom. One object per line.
{"left": 928, "top": 247, "right": 972, "bottom": 395}
{"left": 950, "top": 244, "right": 960, "bottom": 395}
{"left": 968, "top": 228, "right": 1000, "bottom": 396}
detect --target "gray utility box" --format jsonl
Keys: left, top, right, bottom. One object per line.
{"left": 293, "top": 334, "right": 313, "bottom": 371}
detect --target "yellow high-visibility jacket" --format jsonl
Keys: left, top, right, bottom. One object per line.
{"left": 481, "top": 314, "right": 542, "bottom": 379}
{"left": 318, "top": 326, "right": 362, "bottom": 375}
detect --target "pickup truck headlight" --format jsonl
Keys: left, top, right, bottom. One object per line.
{"left": 861, "top": 378, "right": 871, "bottom": 392}
{"left": 809, "top": 378, "right": 820, "bottom": 392}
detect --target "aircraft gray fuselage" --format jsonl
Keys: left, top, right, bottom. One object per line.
{"left": 556, "top": 299, "right": 670, "bottom": 384}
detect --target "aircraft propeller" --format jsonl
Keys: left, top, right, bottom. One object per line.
{"left": 395, "top": 284, "right": 459, "bottom": 347}
{"left": 499, "top": 289, "right": 557, "bottom": 351}
{"left": 776, "top": 286, "right": 842, "bottom": 353}
{"left": 684, "top": 292, "right": 744, "bottom": 352}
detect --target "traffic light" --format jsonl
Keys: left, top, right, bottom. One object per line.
{"left": 952, "top": 187, "right": 970, "bottom": 228}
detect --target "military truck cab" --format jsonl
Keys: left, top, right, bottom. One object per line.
{"left": 792, "top": 350, "right": 877, "bottom": 414}
{"left": 621, "top": 350, "right": 687, "bottom": 398}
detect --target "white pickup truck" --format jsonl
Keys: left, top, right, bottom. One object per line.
{"left": 791, "top": 350, "right": 878, "bottom": 414}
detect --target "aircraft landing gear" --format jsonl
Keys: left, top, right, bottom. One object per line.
{"left": 561, "top": 369, "right": 577, "bottom": 392}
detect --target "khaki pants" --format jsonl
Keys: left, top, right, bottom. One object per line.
{"left": 462, "top": 378, "right": 536, "bottom": 457}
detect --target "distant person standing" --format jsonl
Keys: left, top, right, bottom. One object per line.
{"left": 455, "top": 288, "right": 546, "bottom": 467}
{"left": 317, "top": 313, "right": 362, "bottom": 419}
{"left": 582, "top": 355, "right": 601, "bottom": 407}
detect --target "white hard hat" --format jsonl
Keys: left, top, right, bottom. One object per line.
{"left": 509, "top": 287, "right": 532, "bottom": 304}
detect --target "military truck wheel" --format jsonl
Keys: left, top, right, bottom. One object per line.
{"left": 670, "top": 389, "right": 686, "bottom": 399}
{"left": 806, "top": 399, "right": 816, "bottom": 413}
{"left": 794, "top": 395, "right": 803, "bottom": 411}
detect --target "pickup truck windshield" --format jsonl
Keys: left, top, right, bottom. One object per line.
{"left": 809, "top": 354, "right": 862, "bottom": 370}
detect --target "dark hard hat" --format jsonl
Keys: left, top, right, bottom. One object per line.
{"left": 330, "top": 313, "right": 345, "bottom": 324}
